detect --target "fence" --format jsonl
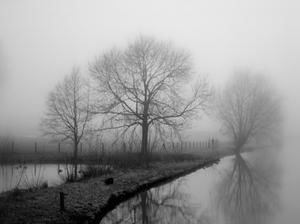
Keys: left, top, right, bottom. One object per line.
{"left": 0, "top": 138, "right": 221, "bottom": 155}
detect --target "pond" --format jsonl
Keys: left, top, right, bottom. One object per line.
{"left": 0, "top": 163, "right": 85, "bottom": 193}
{"left": 100, "top": 144, "right": 299, "bottom": 224}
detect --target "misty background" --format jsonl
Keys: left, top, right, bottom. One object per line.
{"left": 0, "top": 0, "right": 299, "bottom": 142}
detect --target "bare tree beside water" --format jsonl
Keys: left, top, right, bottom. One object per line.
{"left": 90, "top": 36, "right": 211, "bottom": 159}
{"left": 216, "top": 71, "right": 281, "bottom": 151}
{"left": 41, "top": 68, "right": 91, "bottom": 180}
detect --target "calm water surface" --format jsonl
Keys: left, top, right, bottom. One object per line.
{"left": 101, "top": 144, "right": 299, "bottom": 224}
{"left": 0, "top": 163, "right": 85, "bottom": 193}
{"left": 1, "top": 144, "right": 299, "bottom": 223}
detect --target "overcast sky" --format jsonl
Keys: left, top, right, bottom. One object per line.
{"left": 0, "top": 0, "right": 299, "bottom": 139}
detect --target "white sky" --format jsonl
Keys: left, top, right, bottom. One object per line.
{"left": 0, "top": 0, "right": 299, "bottom": 139}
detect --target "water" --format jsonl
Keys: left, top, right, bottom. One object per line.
{"left": 0, "top": 163, "right": 85, "bottom": 193}
{"left": 101, "top": 144, "right": 299, "bottom": 224}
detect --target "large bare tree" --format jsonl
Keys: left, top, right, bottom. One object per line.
{"left": 216, "top": 71, "right": 281, "bottom": 151}
{"left": 90, "top": 37, "right": 211, "bottom": 157}
{"left": 41, "top": 68, "right": 91, "bottom": 179}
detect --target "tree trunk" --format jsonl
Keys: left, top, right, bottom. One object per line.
{"left": 141, "top": 99, "right": 149, "bottom": 162}
{"left": 141, "top": 122, "right": 148, "bottom": 161}
{"left": 73, "top": 141, "right": 78, "bottom": 180}
{"left": 141, "top": 192, "right": 149, "bottom": 224}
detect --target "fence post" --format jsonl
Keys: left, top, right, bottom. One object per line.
{"left": 102, "top": 142, "right": 105, "bottom": 156}
{"left": 59, "top": 192, "right": 65, "bottom": 211}
{"left": 35, "top": 142, "right": 37, "bottom": 153}
{"left": 11, "top": 141, "right": 14, "bottom": 153}
{"left": 58, "top": 142, "right": 61, "bottom": 153}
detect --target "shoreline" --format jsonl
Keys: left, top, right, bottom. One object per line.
{"left": 0, "top": 158, "right": 220, "bottom": 224}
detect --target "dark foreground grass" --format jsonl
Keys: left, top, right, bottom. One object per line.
{"left": 0, "top": 158, "right": 220, "bottom": 224}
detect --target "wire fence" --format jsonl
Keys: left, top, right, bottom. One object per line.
{"left": 0, "top": 138, "right": 221, "bottom": 155}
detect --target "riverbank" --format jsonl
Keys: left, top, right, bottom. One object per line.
{"left": 0, "top": 158, "right": 219, "bottom": 224}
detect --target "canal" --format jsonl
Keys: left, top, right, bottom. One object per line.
{"left": 1, "top": 143, "right": 299, "bottom": 224}
{"left": 100, "top": 144, "right": 299, "bottom": 224}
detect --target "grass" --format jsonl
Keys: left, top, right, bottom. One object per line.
{"left": 77, "top": 151, "right": 208, "bottom": 181}
{"left": 81, "top": 164, "right": 113, "bottom": 179}
{"left": 0, "top": 145, "right": 222, "bottom": 187}
{"left": 55, "top": 151, "right": 205, "bottom": 182}
{"left": 22, "top": 164, "right": 49, "bottom": 191}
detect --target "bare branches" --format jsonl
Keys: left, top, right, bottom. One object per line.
{"left": 41, "top": 68, "right": 91, "bottom": 145}
{"left": 90, "top": 36, "right": 211, "bottom": 153}
{"left": 216, "top": 71, "right": 281, "bottom": 150}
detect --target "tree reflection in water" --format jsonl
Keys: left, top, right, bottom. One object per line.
{"left": 215, "top": 150, "right": 281, "bottom": 224}
{"left": 100, "top": 179, "right": 202, "bottom": 224}
{"left": 100, "top": 150, "right": 281, "bottom": 224}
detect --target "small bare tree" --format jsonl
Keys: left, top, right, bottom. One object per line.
{"left": 41, "top": 68, "right": 90, "bottom": 179}
{"left": 90, "top": 36, "right": 211, "bottom": 158}
{"left": 216, "top": 71, "right": 281, "bottom": 151}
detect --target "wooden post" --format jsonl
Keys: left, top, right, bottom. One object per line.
{"left": 35, "top": 142, "right": 37, "bottom": 153}
{"left": 58, "top": 143, "right": 61, "bottom": 153}
{"left": 59, "top": 192, "right": 65, "bottom": 211}
{"left": 11, "top": 141, "right": 14, "bottom": 153}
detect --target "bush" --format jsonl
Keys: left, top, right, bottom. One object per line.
{"left": 81, "top": 165, "right": 113, "bottom": 179}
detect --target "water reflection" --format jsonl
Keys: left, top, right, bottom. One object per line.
{"left": 0, "top": 163, "right": 79, "bottom": 192}
{"left": 101, "top": 149, "right": 281, "bottom": 224}
{"left": 101, "top": 179, "right": 202, "bottom": 224}
{"left": 215, "top": 150, "right": 280, "bottom": 224}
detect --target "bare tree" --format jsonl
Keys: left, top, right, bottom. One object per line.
{"left": 90, "top": 36, "right": 211, "bottom": 158}
{"left": 216, "top": 71, "right": 281, "bottom": 151}
{"left": 41, "top": 68, "right": 91, "bottom": 179}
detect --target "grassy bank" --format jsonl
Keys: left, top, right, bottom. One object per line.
{"left": 0, "top": 157, "right": 220, "bottom": 224}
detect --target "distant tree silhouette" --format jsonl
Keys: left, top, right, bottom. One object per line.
{"left": 216, "top": 71, "right": 281, "bottom": 151}
{"left": 41, "top": 67, "right": 91, "bottom": 179}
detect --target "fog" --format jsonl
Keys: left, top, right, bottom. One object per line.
{"left": 0, "top": 0, "right": 299, "bottom": 141}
